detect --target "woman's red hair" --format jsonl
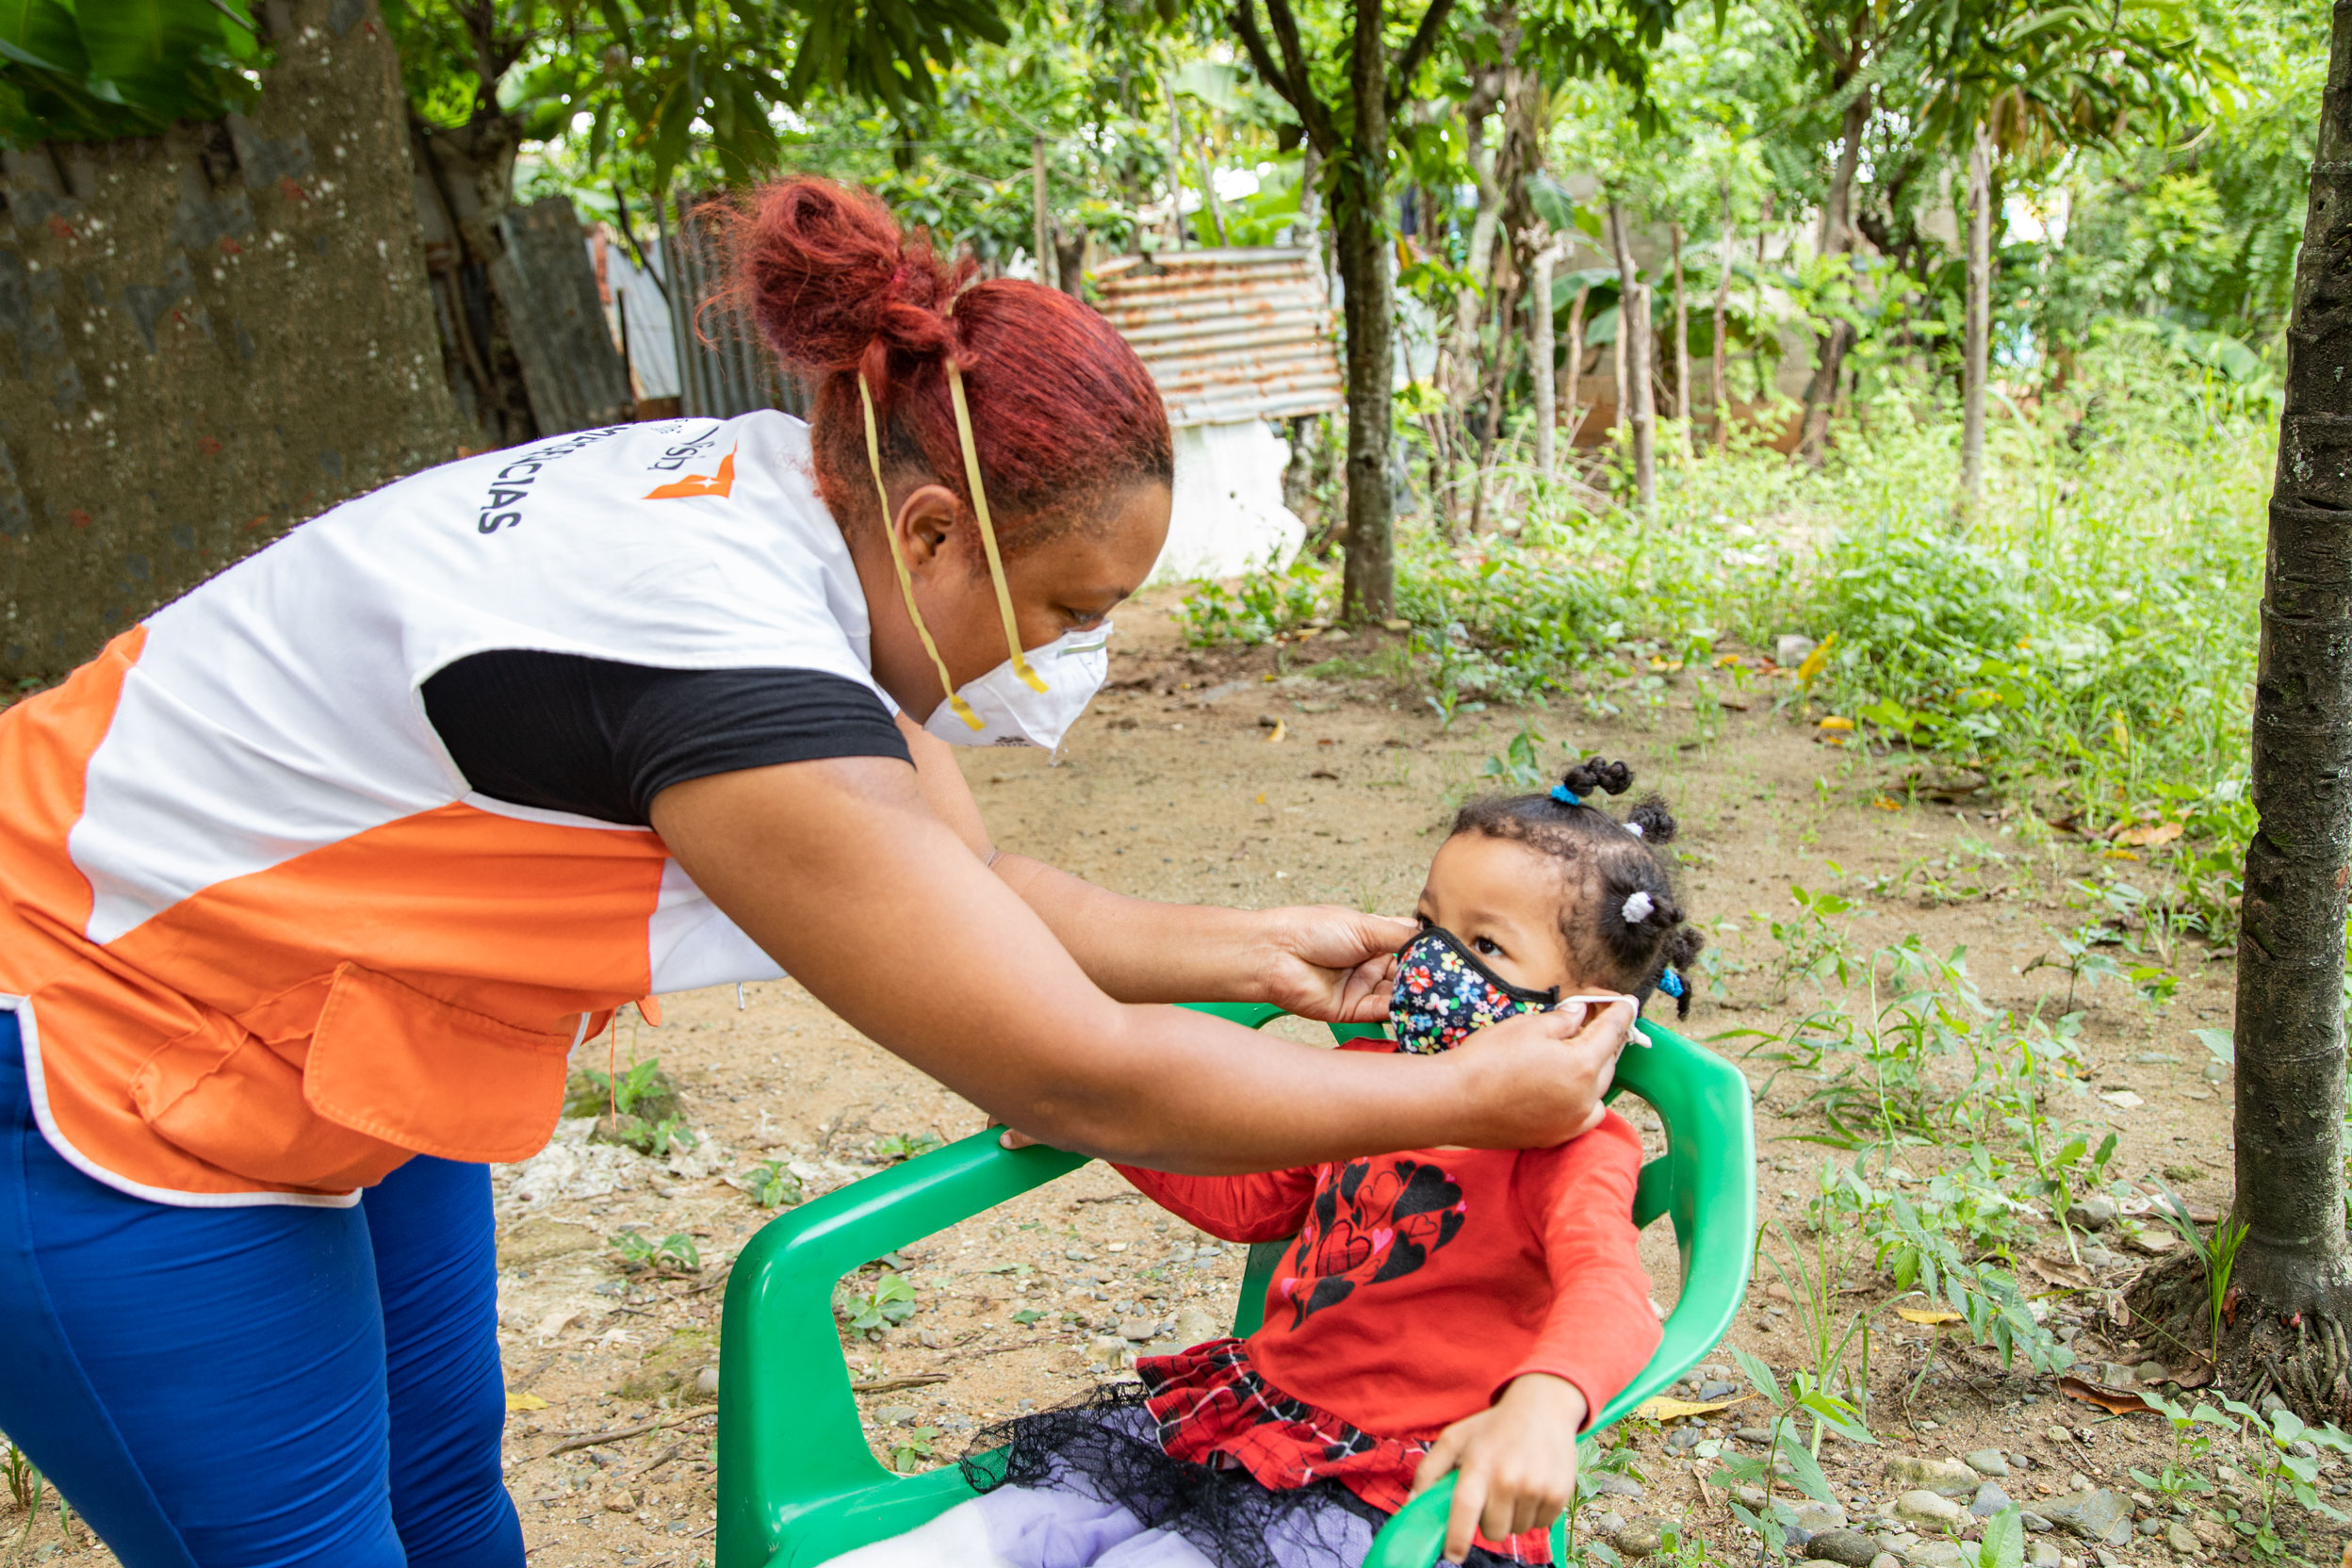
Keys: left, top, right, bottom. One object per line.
{"left": 721, "top": 178, "right": 1173, "bottom": 549}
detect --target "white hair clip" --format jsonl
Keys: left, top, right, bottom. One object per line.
{"left": 1622, "top": 890, "right": 1656, "bottom": 923}
{"left": 1625, "top": 821, "right": 1645, "bottom": 839}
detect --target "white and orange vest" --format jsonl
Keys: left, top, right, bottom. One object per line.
{"left": 0, "top": 412, "right": 882, "bottom": 1206}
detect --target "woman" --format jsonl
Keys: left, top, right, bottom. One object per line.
{"left": 0, "top": 180, "right": 1632, "bottom": 1567}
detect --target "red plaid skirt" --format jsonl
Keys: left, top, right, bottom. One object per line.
{"left": 1137, "top": 1338, "right": 1553, "bottom": 1564}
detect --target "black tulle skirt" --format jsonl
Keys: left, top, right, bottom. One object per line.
{"left": 962, "top": 1386, "right": 1521, "bottom": 1568}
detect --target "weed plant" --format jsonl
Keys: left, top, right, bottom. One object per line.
{"left": 1181, "top": 324, "right": 2272, "bottom": 935}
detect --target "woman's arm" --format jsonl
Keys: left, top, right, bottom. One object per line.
{"left": 898, "top": 716, "right": 1410, "bottom": 1021}
{"left": 650, "top": 755, "right": 1628, "bottom": 1174}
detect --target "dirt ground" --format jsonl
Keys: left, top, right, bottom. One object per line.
{"left": 1, "top": 586, "right": 2322, "bottom": 1568}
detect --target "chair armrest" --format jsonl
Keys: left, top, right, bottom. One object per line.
{"left": 717, "top": 1132, "right": 1090, "bottom": 1567}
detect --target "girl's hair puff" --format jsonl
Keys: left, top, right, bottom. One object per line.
{"left": 1447, "top": 758, "right": 1705, "bottom": 1017}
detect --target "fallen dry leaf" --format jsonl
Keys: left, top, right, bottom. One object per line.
{"left": 1895, "top": 1306, "right": 1965, "bottom": 1325}
{"left": 2028, "top": 1256, "right": 2097, "bottom": 1291}
{"left": 1636, "top": 1396, "right": 1747, "bottom": 1422}
{"left": 506, "top": 1390, "right": 549, "bottom": 1412}
{"left": 2060, "top": 1377, "right": 2157, "bottom": 1417}
{"left": 2169, "top": 1357, "right": 2216, "bottom": 1391}
{"left": 2114, "top": 821, "right": 2184, "bottom": 848}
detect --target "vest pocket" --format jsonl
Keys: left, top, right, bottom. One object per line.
{"left": 131, "top": 1009, "right": 413, "bottom": 1192}
{"left": 302, "top": 962, "right": 581, "bottom": 1164}
{"left": 130, "top": 963, "right": 586, "bottom": 1190}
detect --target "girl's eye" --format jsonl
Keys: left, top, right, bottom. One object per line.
{"left": 1473, "top": 936, "right": 1501, "bottom": 956}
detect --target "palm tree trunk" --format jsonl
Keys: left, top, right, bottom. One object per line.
{"left": 2230, "top": 0, "right": 2352, "bottom": 1331}
{"left": 1960, "top": 121, "right": 1992, "bottom": 508}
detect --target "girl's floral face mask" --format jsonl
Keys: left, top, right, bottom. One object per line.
{"left": 1389, "top": 926, "right": 1560, "bottom": 1055}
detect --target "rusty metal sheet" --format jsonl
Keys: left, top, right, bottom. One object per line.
{"left": 1092, "top": 248, "right": 1342, "bottom": 428}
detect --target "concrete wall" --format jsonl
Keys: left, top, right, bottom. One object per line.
{"left": 0, "top": 0, "right": 463, "bottom": 685}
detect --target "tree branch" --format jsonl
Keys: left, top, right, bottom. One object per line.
{"left": 1386, "top": 0, "right": 1461, "bottom": 121}
{"left": 1237, "top": 0, "right": 1337, "bottom": 155}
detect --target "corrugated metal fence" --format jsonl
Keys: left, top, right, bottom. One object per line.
{"left": 661, "top": 200, "right": 806, "bottom": 420}
{"left": 1092, "top": 248, "right": 1343, "bottom": 428}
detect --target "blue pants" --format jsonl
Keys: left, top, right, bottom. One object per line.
{"left": 0, "top": 1008, "right": 523, "bottom": 1567}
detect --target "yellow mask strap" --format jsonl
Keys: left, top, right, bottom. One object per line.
{"left": 945, "top": 360, "right": 1049, "bottom": 694}
{"left": 860, "top": 373, "right": 980, "bottom": 731}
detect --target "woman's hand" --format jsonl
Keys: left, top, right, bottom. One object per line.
{"left": 1247, "top": 905, "right": 1417, "bottom": 1023}
{"left": 1444, "top": 997, "right": 1635, "bottom": 1147}
{"left": 1411, "top": 1374, "right": 1588, "bottom": 1562}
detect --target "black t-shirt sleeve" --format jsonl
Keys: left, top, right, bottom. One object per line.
{"left": 422, "top": 650, "right": 911, "bottom": 826}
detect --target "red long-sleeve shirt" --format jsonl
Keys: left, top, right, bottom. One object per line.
{"left": 1115, "top": 1108, "right": 1658, "bottom": 1443}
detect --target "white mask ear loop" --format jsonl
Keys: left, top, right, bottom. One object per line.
{"left": 860, "top": 372, "right": 981, "bottom": 732}
{"left": 944, "top": 359, "right": 1048, "bottom": 695}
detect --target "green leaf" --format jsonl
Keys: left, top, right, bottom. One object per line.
{"left": 1979, "top": 1506, "right": 2026, "bottom": 1568}
{"left": 1732, "top": 1348, "right": 1785, "bottom": 1411}
{"left": 1774, "top": 1429, "right": 1837, "bottom": 1504}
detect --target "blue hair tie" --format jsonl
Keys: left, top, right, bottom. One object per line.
{"left": 1659, "top": 967, "right": 1686, "bottom": 999}
{"left": 1549, "top": 784, "right": 1580, "bottom": 806}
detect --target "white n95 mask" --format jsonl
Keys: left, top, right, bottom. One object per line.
{"left": 859, "top": 366, "right": 1112, "bottom": 749}
{"left": 922, "top": 621, "right": 1112, "bottom": 749}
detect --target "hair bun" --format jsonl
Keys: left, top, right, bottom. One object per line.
{"left": 1560, "top": 759, "right": 1635, "bottom": 797}
{"left": 726, "top": 178, "right": 967, "bottom": 380}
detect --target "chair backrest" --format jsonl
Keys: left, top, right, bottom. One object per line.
{"left": 715, "top": 1009, "right": 1753, "bottom": 1568}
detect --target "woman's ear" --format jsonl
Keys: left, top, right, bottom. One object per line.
{"left": 892, "top": 482, "right": 966, "bottom": 572}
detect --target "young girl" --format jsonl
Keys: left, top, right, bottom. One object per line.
{"left": 829, "top": 760, "right": 1705, "bottom": 1568}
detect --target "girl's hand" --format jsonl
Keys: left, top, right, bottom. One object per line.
{"left": 1444, "top": 996, "right": 1634, "bottom": 1147}
{"left": 1412, "top": 1374, "right": 1588, "bottom": 1562}
{"left": 1249, "top": 906, "right": 1418, "bottom": 1023}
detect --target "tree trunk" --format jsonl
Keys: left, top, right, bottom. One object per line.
{"left": 1713, "top": 183, "right": 1733, "bottom": 454}
{"left": 2231, "top": 0, "right": 2352, "bottom": 1331}
{"left": 1166, "top": 84, "right": 1187, "bottom": 249}
{"left": 1298, "top": 139, "right": 1321, "bottom": 237}
{"left": 1753, "top": 191, "right": 1773, "bottom": 401}
{"left": 1608, "top": 201, "right": 1655, "bottom": 510}
{"left": 1445, "top": 68, "right": 1506, "bottom": 434}
{"left": 1960, "top": 121, "right": 1992, "bottom": 508}
{"left": 1033, "top": 135, "right": 1055, "bottom": 289}
{"left": 1564, "top": 285, "right": 1587, "bottom": 449}
{"left": 1530, "top": 243, "right": 1557, "bottom": 480}
{"left": 1468, "top": 270, "right": 1522, "bottom": 533}
{"left": 1670, "top": 219, "right": 1691, "bottom": 460}
{"left": 1336, "top": 0, "right": 1396, "bottom": 622}
{"left": 409, "top": 109, "right": 536, "bottom": 447}
{"left": 1799, "top": 93, "right": 1868, "bottom": 461}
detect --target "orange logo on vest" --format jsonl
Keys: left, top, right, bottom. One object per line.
{"left": 644, "top": 447, "right": 737, "bottom": 500}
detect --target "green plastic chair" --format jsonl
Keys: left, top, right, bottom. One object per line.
{"left": 716, "top": 1005, "right": 1756, "bottom": 1568}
